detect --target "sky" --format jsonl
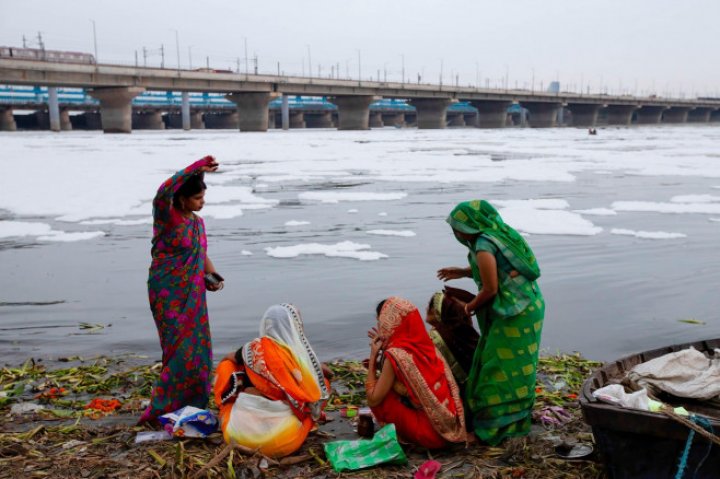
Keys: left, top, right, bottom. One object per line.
{"left": 1, "top": 0, "right": 719, "bottom": 97}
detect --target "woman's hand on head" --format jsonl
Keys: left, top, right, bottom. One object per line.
{"left": 369, "top": 336, "right": 383, "bottom": 360}
{"left": 199, "top": 155, "right": 219, "bottom": 173}
{"left": 437, "top": 267, "right": 466, "bottom": 282}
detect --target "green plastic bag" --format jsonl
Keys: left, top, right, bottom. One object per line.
{"left": 324, "top": 424, "right": 408, "bottom": 472}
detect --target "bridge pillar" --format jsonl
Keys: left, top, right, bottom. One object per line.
{"left": 635, "top": 105, "right": 666, "bottom": 124}
{"left": 48, "top": 87, "right": 61, "bottom": 132}
{"left": 470, "top": 101, "right": 511, "bottom": 128}
{"left": 409, "top": 98, "right": 453, "bottom": 129}
{"left": 605, "top": 104, "right": 638, "bottom": 126}
{"left": 87, "top": 87, "right": 145, "bottom": 133}
{"left": 566, "top": 103, "right": 602, "bottom": 127}
{"left": 181, "top": 92, "right": 191, "bottom": 130}
{"left": 447, "top": 113, "right": 465, "bottom": 127}
{"left": 331, "top": 95, "right": 375, "bottom": 130}
{"left": 289, "top": 111, "right": 305, "bottom": 128}
{"left": 226, "top": 92, "right": 277, "bottom": 132}
{"left": 662, "top": 107, "right": 691, "bottom": 124}
{"left": 59, "top": 108, "right": 72, "bottom": 131}
{"left": 304, "top": 111, "right": 333, "bottom": 128}
{"left": 132, "top": 111, "right": 165, "bottom": 130}
{"left": 522, "top": 102, "right": 561, "bottom": 128}
{"left": 204, "top": 112, "right": 239, "bottom": 129}
{"left": 281, "top": 95, "right": 290, "bottom": 130}
{"left": 369, "top": 112, "right": 384, "bottom": 128}
{"left": 687, "top": 107, "right": 712, "bottom": 123}
{"left": 382, "top": 113, "right": 404, "bottom": 127}
{"left": 0, "top": 107, "right": 17, "bottom": 131}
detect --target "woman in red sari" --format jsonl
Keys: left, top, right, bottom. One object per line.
{"left": 365, "top": 297, "right": 466, "bottom": 449}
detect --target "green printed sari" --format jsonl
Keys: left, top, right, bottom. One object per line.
{"left": 447, "top": 200, "right": 545, "bottom": 445}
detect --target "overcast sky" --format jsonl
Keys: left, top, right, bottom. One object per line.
{"left": 1, "top": 0, "right": 718, "bottom": 97}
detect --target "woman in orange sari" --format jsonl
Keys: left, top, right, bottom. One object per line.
{"left": 365, "top": 297, "right": 467, "bottom": 449}
{"left": 213, "top": 304, "right": 330, "bottom": 458}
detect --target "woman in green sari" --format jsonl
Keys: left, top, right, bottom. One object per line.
{"left": 437, "top": 200, "right": 544, "bottom": 445}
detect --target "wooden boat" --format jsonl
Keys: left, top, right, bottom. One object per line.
{"left": 580, "top": 337, "right": 720, "bottom": 479}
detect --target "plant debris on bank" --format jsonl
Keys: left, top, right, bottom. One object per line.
{"left": 0, "top": 354, "right": 605, "bottom": 478}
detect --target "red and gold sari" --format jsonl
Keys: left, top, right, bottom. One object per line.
{"left": 372, "top": 297, "right": 466, "bottom": 448}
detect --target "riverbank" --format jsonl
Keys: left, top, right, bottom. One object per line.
{"left": 0, "top": 354, "right": 604, "bottom": 478}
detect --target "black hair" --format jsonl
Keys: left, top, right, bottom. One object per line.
{"left": 173, "top": 173, "right": 207, "bottom": 209}
{"left": 376, "top": 299, "right": 388, "bottom": 317}
{"left": 233, "top": 347, "right": 244, "bottom": 366}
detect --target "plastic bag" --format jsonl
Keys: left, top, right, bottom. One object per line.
{"left": 324, "top": 424, "right": 407, "bottom": 472}
{"left": 159, "top": 406, "right": 217, "bottom": 438}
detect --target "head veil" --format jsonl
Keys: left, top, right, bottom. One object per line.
{"left": 242, "top": 304, "right": 329, "bottom": 419}
{"left": 446, "top": 200, "right": 540, "bottom": 281}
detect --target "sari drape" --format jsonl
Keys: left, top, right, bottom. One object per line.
{"left": 214, "top": 304, "right": 328, "bottom": 458}
{"left": 446, "top": 200, "right": 545, "bottom": 446}
{"left": 140, "top": 159, "right": 213, "bottom": 423}
{"left": 427, "top": 287, "right": 480, "bottom": 386}
{"left": 375, "top": 297, "right": 466, "bottom": 446}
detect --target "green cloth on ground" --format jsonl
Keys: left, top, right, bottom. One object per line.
{"left": 446, "top": 200, "right": 545, "bottom": 446}
{"left": 323, "top": 424, "right": 408, "bottom": 472}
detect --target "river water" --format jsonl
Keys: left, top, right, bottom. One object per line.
{"left": 1, "top": 125, "right": 719, "bottom": 365}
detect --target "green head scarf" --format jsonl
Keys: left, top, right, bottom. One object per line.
{"left": 446, "top": 200, "right": 540, "bottom": 281}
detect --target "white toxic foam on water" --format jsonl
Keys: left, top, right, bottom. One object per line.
{"left": 709, "top": 218, "right": 720, "bottom": 223}
{"left": 265, "top": 241, "right": 388, "bottom": 261}
{"left": 285, "top": 220, "right": 311, "bottom": 226}
{"left": 38, "top": 231, "right": 106, "bottom": 242}
{"left": 499, "top": 207, "right": 603, "bottom": 236}
{"left": 378, "top": 212, "right": 388, "bottom": 216}
{"left": 493, "top": 198, "right": 569, "bottom": 210}
{"left": 0, "top": 221, "right": 105, "bottom": 242}
{"left": 206, "top": 186, "right": 278, "bottom": 206}
{"left": 0, "top": 221, "right": 53, "bottom": 238}
{"left": 574, "top": 208, "right": 618, "bottom": 216}
{"left": 366, "top": 229, "right": 416, "bottom": 237}
{"left": 199, "top": 205, "right": 244, "bottom": 219}
{"left": 670, "top": 194, "right": 720, "bottom": 204}
{"left": 298, "top": 191, "right": 407, "bottom": 203}
{"left": 613, "top": 201, "right": 720, "bottom": 214}
{"left": 348, "top": 209, "right": 359, "bottom": 214}
{"left": 611, "top": 228, "right": 686, "bottom": 240}
{"left": 79, "top": 217, "right": 152, "bottom": 226}
{"left": 240, "top": 250, "right": 253, "bottom": 256}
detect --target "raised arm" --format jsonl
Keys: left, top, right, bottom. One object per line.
{"left": 152, "top": 156, "right": 217, "bottom": 226}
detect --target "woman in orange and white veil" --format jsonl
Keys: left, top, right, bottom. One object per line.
{"left": 213, "top": 304, "right": 330, "bottom": 458}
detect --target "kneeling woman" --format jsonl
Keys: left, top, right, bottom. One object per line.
{"left": 366, "top": 297, "right": 467, "bottom": 449}
{"left": 213, "top": 304, "right": 330, "bottom": 458}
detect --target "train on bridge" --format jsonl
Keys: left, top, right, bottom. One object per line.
{"left": 0, "top": 47, "right": 95, "bottom": 65}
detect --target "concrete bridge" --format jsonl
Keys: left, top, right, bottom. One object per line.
{"left": 1, "top": 58, "right": 719, "bottom": 133}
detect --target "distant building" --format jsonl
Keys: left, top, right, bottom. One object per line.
{"left": 547, "top": 81, "right": 560, "bottom": 93}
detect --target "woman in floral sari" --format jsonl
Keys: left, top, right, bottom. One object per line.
{"left": 366, "top": 297, "right": 466, "bottom": 449}
{"left": 438, "top": 200, "right": 544, "bottom": 445}
{"left": 139, "top": 156, "right": 223, "bottom": 424}
{"left": 214, "top": 304, "right": 330, "bottom": 458}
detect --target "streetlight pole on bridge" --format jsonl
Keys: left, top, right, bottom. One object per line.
{"left": 91, "top": 20, "right": 98, "bottom": 63}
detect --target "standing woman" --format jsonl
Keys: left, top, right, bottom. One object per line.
{"left": 139, "top": 155, "right": 224, "bottom": 424}
{"left": 437, "top": 200, "right": 544, "bottom": 445}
